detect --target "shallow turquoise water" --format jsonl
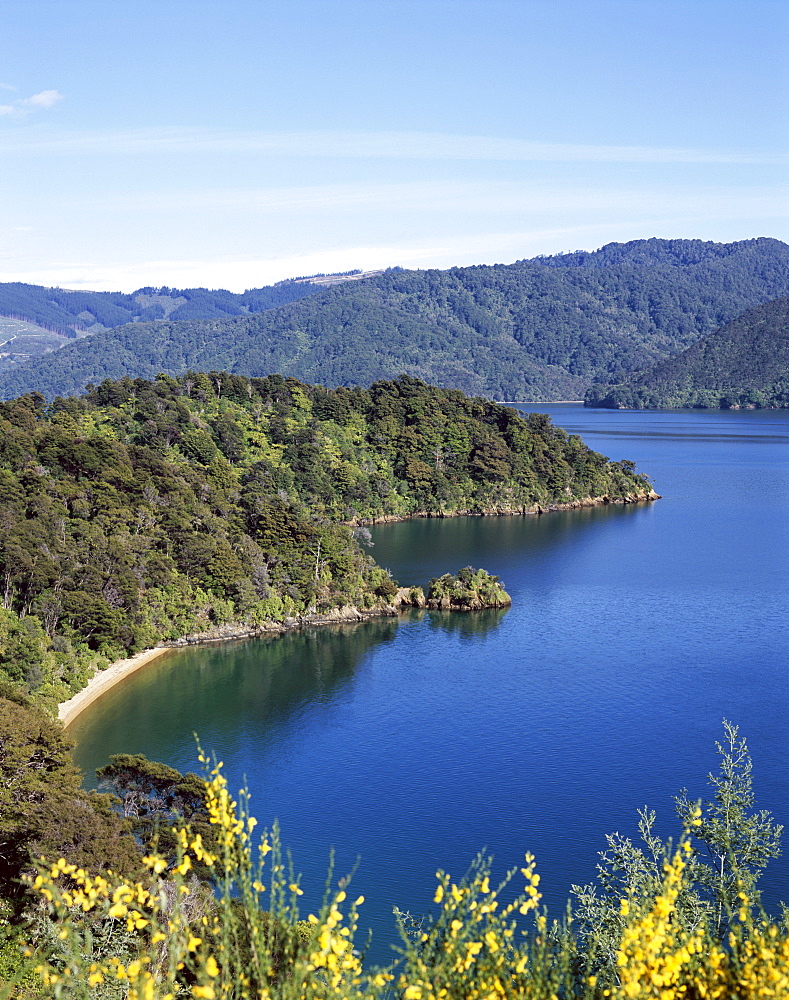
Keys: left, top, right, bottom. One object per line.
{"left": 71, "top": 405, "right": 789, "bottom": 964}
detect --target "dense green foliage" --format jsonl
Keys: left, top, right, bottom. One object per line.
{"left": 425, "top": 566, "right": 511, "bottom": 610}
{"left": 0, "top": 372, "right": 651, "bottom": 711}
{"left": 96, "top": 754, "right": 220, "bottom": 881}
{"left": 586, "top": 297, "right": 789, "bottom": 409}
{"left": 572, "top": 722, "right": 782, "bottom": 983}
{"left": 0, "top": 690, "right": 142, "bottom": 911}
{"left": 11, "top": 723, "right": 785, "bottom": 1000}
{"left": 2, "top": 238, "right": 788, "bottom": 402}
{"left": 0, "top": 702, "right": 212, "bottom": 997}
{"left": 0, "top": 280, "right": 319, "bottom": 339}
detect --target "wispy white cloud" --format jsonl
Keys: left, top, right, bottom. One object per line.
{"left": 0, "top": 88, "right": 63, "bottom": 117}
{"left": 2, "top": 126, "right": 785, "bottom": 166}
{"left": 22, "top": 89, "right": 62, "bottom": 109}
{"left": 0, "top": 251, "right": 390, "bottom": 293}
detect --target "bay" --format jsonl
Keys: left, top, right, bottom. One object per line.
{"left": 71, "top": 404, "right": 789, "bottom": 964}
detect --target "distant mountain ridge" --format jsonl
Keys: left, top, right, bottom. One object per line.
{"left": 1, "top": 238, "right": 788, "bottom": 402}
{"left": 0, "top": 278, "right": 327, "bottom": 338}
{"left": 534, "top": 238, "right": 771, "bottom": 268}
{"left": 585, "top": 297, "right": 789, "bottom": 409}
{"left": 0, "top": 271, "right": 390, "bottom": 374}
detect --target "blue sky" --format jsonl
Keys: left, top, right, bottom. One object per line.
{"left": 2, "top": 0, "right": 787, "bottom": 291}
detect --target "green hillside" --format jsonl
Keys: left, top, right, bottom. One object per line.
{"left": 585, "top": 298, "right": 789, "bottom": 409}
{"left": 0, "top": 279, "right": 324, "bottom": 337}
{"left": 0, "top": 373, "right": 653, "bottom": 713}
{"left": 1, "top": 238, "right": 788, "bottom": 402}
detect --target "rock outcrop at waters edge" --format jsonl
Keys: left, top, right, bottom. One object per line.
{"left": 424, "top": 567, "right": 512, "bottom": 611}
{"left": 162, "top": 602, "right": 401, "bottom": 647}
{"left": 354, "top": 490, "right": 661, "bottom": 524}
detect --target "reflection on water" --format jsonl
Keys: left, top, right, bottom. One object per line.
{"left": 421, "top": 607, "right": 509, "bottom": 637}
{"left": 71, "top": 405, "right": 789, "bottom": 965}
{"left": 374, "top": 503, "right": 648, "bottom": 595}
{"left": 72, "top": 617, "right": 401, "bottom": 772}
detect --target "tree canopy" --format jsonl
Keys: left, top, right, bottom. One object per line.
{"left": 0, "top": 372, "right": 653, "bottom": 713}
{"left": 2, "top": 238, "right": 788, "bottom": 402}
{"left": 585, "top": 297, "right": 789, "bottom": 409}
{"left": 0, "top": 689, "right": 141, "bottom": 907}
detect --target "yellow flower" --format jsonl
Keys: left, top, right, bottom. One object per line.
{"left": 484, "top": 930, "right": 500, "bottom": 952}
{"left": 174, "top": 855, "right": 193, "bottom": 876}
{"left": 142, "top": 854, "right": 168, "bottom": 875}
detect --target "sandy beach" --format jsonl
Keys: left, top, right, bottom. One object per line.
{"left": 54, "top": 612, "right": 380, "bottom": 730}
{"left": 58, "top": 647, "right": 173, "bottom": 729}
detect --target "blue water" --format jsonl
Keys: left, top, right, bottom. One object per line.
{"left": 71, "top": 405, "right": 789, "bottom": 964}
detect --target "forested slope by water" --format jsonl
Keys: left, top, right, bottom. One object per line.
{"left": 2, "top": 237, "right": 788, "bottom": 401}
{"left": 0, "top": 373, "right": 652, "bottom": 714}
{"left": 585, "top": 297, "right": 789, "bottom": 409}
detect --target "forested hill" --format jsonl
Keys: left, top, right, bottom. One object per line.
{"left": 585, "top": 298, "right": 789, "bottom": 409}
{"left": 0, "top": 278, "right": 324, "bottom": 381}
{"left": 0, "top": 373, "right": 653, "bottom": 713}
{"left": 1, "top": 237, "right": 788, "bottom": 402}
{"left": 0, "top": 278, "right": 323, "bottom": 337}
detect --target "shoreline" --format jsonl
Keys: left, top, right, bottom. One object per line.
{"left": 58, "top": 604, "right": 399, "bottom": 730}
{"left": 353, "top": 490, "right": 660, "bottom": 525}
{"left": 58, "top": 647, "right": 174, "bottom": 728}
{"left": 58, "top": 492, "right": 659, "bottom": 729}
{"left": 498, "top": 399, "right": 585, "bottom": 405}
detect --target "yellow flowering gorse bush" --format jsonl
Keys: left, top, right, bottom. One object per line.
{"left": 23, "top": 761, "right": 789, "bottom": 1000}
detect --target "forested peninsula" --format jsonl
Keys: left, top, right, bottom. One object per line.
{"left": 0, "top": 372, "right": 654, "bottom": 716}
{"left": 2, "top": 237, "right": 788, "bottom": 402}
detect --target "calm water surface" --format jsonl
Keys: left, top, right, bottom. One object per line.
{"left": 71, "top": 405, "right": 789, "bottom": 963}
